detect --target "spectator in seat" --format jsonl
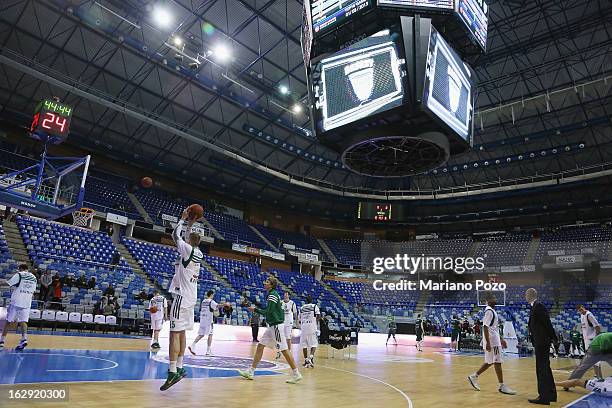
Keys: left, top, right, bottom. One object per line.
{"left": 240, "top": 294, "right": 251, "bottom": 308}
{"left": 94, "top": 296, "right": 107, "bottom": 315}
{"left": 110, "top": 251, "right": 121, "bottom": 271}
{"left": 222, "top": 302, "right": 233, "bottom": 324}
{"left": 136, "top": 289, "right": 148, "bottom": 303}
{"left": 103, "top": 298, "right": 115, "bottom": 316}
{"left": 39, "top": 269, "right": 52, "bottom": 302}
{"left": 51, "top": 275, "right": 63, "bottom": 310}
{"left": 87, "top": 276, "right": 96, "bottom": 289}
{"left": 62, "top": 274, "right": 74, "bottom": 288}
{"left": 76, "top": 273, "right": 87, "bottom": 289}
{"left": 104, "top": 284, "right": 115, "bottom": 297}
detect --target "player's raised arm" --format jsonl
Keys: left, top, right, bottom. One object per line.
{"left": 173, "top": 208, "right": 195, "bottom": 256}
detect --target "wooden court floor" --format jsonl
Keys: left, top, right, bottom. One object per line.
{"left": 0, "top": 334, "right": 593, "bottom": 408}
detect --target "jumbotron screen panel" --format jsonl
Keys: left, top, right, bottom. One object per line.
{"left": 311, "top": 0, "right": 372, "bottom": 36}
{"left": 378, "top": 0, "right": 454, "bottom": 11}
{"left": 422, "top": 26, "right": 474, "bottom": 142}
{"left": 456, "top": 0, "right": 488, "bottom": 50}
{"left": 311, "top": 27, "right": 406, "bottom": 133}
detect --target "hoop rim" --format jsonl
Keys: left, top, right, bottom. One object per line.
{"left": 73, "top": 207, "right": 95, "bottom": 215}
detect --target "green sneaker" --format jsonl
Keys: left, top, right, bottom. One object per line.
{"left": 159, "top": 371, "right": 182, "bottom": 391}
{"left": 177, "top": 367, "right": 187, "bottom": 378}
{"left": 238, "top": 369, "right": 254, "bottom": 380}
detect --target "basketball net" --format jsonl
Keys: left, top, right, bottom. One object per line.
{"left": 72, "top": 207, "right": 95, "bottom": 228}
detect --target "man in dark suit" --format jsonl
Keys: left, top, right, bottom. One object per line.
{"left": 526, "top": 288, "right": 558, "bottom": 405}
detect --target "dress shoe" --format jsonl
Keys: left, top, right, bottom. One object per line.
{"left": 528, "top": 398, "right": 550, "bottom": 405}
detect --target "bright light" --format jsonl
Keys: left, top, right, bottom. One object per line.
{"left": 172, "top": 36, "right": 183, "bottom": 46}
{"left": 153, "top": 6, "right": 173, "bottom": 29}
{"left": 212, "top": 44, "right": 231, "bottom": 62}
{"left": 279, "top": 85, "right": 289, "bottom": 95}
{"left": 292, "top": 104, "right": 303, "bottom": 114}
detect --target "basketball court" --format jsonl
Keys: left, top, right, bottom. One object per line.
{"left": 0, "top": 325, "right": 605, "bottom": 408}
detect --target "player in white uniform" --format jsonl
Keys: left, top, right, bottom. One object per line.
{"left": 468, "top": 292, "right": 516, "bottom": 395}
{"left": 299, "top": 295, "right": 320, "bottom": 368}
{"left": 160, "top": 208, "right": 203, "bottom": 391}
{"left": 189, "top": 290, "right": 222, "bottom": 356}
{"left": 577, "top": 304, "right": 601, "bottom": 350}
{"left": 148, "top": 290, "right": 167, "bottom": 349}
{"left": 556, "top": 377, "right": 612, "bottom": 398}
{"left": 281, "top": 292, "right": 297, "bottom": 356}
{"left": 0, "top": 264, "right": 37, "bottom": 351}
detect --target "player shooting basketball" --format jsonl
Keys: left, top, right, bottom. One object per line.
{"left": 160, "top": 206, "right": 204, "bottom": 391}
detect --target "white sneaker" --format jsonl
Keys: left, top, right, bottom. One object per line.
{"left": 498, "top": 384, "right": 517, "bottom": 395}
{"left": 205, "top": 350, "right": 212, "bottom": 356}
{"left": 238, "top": 369, "right": 254, "bottom": 380}
{"left": 286, "top": 372, "right": 302, "bottom": 384}
{"left": 0, "top": 341, "right": 4, "bottom": 351}
{"left": 468, "top": 374, "right": 480, "bottom": 391}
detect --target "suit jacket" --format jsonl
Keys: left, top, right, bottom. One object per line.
{"left": 528, "top": 300, "right": 558, "bottom": 347}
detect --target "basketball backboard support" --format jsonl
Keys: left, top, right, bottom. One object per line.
{"left": 0, "top": 145, "right": 90, "bottom": 220}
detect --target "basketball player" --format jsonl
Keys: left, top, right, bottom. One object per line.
{"left": 569, "top": 325, "right": 584, "bottom": 357}
{"left": 160, "top": 208, "right": 203, "bottom": 391}
{"left": 467, "top": 292, "right": 517, "bottom": 395}
{"left": 299, "top": 295, "right": 320, "bottom": 368}
{"left": 149, "top": 289, "right": 167, "bottom": 350}
{"left": 450, "top": 315, "right": 461, "bottom": 352}
{"left": 555, "top": 377, "right": 612, "bottom": 398}
{"left": 386, "top": 315, "right": 397, "bottom": 345}
{"left": 189, "top": 290, "right": 222, "bottom": 356}
{"left": 238, "top": 277, "right": 302, "bottom": 384}
{"left": 0, "top": 264, "right": 37, "bottom": 351}
{"left": 415, "top": 313, "right": 424, "bottom": 352}
{"left": 577, "top": 304, "right": 601, "bottom": 350}
{"left": 282, "top": 292, "right": 297, "bottom": 354}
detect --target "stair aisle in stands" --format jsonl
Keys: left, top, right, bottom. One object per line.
{"left": 2, "top": 220, "right": 33, "bottom": 269}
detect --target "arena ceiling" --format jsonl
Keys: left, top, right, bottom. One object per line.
{"left": 0, "top": 0, "right": 611, "bottom": 220}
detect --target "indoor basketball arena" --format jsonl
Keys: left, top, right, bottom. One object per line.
{"left": 0, "top": 0, "right": 611, "bottom": 407}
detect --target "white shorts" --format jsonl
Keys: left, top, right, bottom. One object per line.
{"left": 585, "top": 377, "right": 612, "bottom": 397}
{"left": 169, "top": 299, "right": 194, "bottom": 332}
{"left": 7, "top": 305, "right": 30, "bottom": 323}
{"left": 198, "top": 321, "right": 214, "bottom": 337}
{"left": 283, "top": 323, "right": 293, "bottom": 339}
{"left": 260, "top": 325, "right": 287, "bottom": 352}
{"left": 151, "top": 319, "right": 164, "bottom": 331}
{"left": 300, "top": 332, "right": 318, "bottom": 349}
{"left": 484, "top": 345, "right": 503, "bottom": 364}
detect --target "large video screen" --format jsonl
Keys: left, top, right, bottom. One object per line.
{"left": 456, "top": 0, "right": 488, "bottom": 50}
{"left": 422, "top": 26, "right": 474, "bottom": 142}
{"left": 311, "top": 0, "right": 372, "bottom": 37}
{"left": 378, "top": 0, "right": 454, "bottom": 11}
{"left": 311, "top": 26, "right": 407, "bottom": 134}
{"left": 358, "top": 202, "right": 393, "bottom": 221}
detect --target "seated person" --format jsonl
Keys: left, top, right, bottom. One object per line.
{"left": 76, "top": 274, "right": 87, "bottom": 289}
{"left": 87, "top": 276, "right": 96, "bottom": 289}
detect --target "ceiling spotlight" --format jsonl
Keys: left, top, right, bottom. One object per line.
{"left": 292, "top": 104, "right": 303, "bottom": 114}
{"left": 212, "top": 44, "right": 231, "bottom": 62}
{"left": 172, "top": 36, "right": 183, "bottom": 46}
{"left": 279, "top": 85, "right": 289, "bottom": 95}
{"left": 153, "top": 6, "right": 173, "bottom": 29}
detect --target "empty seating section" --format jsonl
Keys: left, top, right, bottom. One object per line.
{"left": 133, "top": 189, "right": 195, "bottom": 224}
{"left": 0, "top": 225, "right": 18, "bottom": 304}
{"left": 84, "top": 176, "right": 141, "bottom": 219}
{"left": 474, "top": 232, "right": 532, "bottom": 266}
{"left": 255, "top": 225, "right": 321, "bottom": 252}
{"left": 204, "top": 211, "right": 269, "bottom": 249}
{"left": 325, "top": 239, "right": 362, "bottom": 266}
{"left": 535, "top": 225, "right": 612, "bottom": 264}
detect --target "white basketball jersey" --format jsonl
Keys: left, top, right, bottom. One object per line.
{"left": 169, "top": 220, "right": 202, "bottom": 308}
{"left": 149, "top": 295, "right": 167, "bottom": 321}
{"left": 483, "top": 305, "right": 501, "bottom": 347}
{"left": 300, "top": 303, "right": 320, "bottom": 335}
{"left": 581, "top": 311, "right": 600, "bottom": 342}
{"left": 200, "top": 298, "right": 218, "bottom": 325}
{"left": 283, "top": 299, "right": 296, "bottom": 325}
{"left": 8, "top": 271, "right": 37, "bottom": 308}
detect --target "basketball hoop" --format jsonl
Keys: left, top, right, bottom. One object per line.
{"left": 72, "top": 207, "right": 95, "bottom": 227}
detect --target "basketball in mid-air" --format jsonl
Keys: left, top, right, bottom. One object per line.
{"left": 141, "top": 176, "right": 153, "bottom": 188}
{"left": 186, "top": 204, "right": 204, "bottom": 221}
{"left": 149, "top": 305, "right": 158, "bottom": 314}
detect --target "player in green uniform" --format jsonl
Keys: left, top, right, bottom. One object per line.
{"left": 238, "top": 276, "right": 302, "bottom": 384}
{"left": 450, "top": 315, "right": 461, "bottom": 352}
{"left": 569, "top": 326, "right": 584, "bottom": 357}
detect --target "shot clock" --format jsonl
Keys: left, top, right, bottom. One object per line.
{"left": 30, "top": 99, "right": 73, "bottom": 144}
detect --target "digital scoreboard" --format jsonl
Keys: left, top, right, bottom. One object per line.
{"left": 358, "top": 202, "right": 392, "bottom": 221}
{"left": 30, "top": 99, "right": 73, "bottom": 144}
{"left": 456, "top": 0, "right": 488, "bottom": 50}
{"left": 378, "top": 0, "right": 454, "bottom": 12}
{"left": 310, "top": 0, "right": 372, "bottom": 37}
